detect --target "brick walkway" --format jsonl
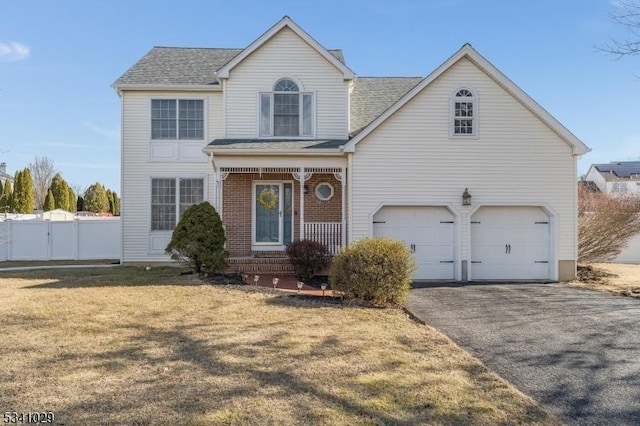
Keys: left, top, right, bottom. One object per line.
{"left": 243, "top": 274, "right": 333, "bottom": 297}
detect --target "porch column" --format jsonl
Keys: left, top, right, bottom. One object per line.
{"left": 219, "top": 171, "right": 229, "bottom": 219}
{"left": 299, "top": 167, "right": 305, "bottom": 240}
{"left": 340, "top": 167, "right": 346, "bottom": 248}
{"left": 214, "top": 166, "right": 221, "bottom": 213}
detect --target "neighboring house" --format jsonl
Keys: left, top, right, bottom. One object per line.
{"left": 0, "top": 162, "right": 12, "bottom": 186}
{"left": 585, "top": 161, "right": 640, "bottom": 196}
{"left": 113, "top": 16, "right": 590, "bottom": 281}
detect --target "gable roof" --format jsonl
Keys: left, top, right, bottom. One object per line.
{"left": 344, "top": 44, "right": 590, "bottom": 155}
{"left": 350, "top": 77, "right": 423, "bottom": 136}
{"left": 113, "top": 46, "right": 346, "bottom": 88}
{"left": 216, "top": 16, "right": 355, "bottom": 80}
{"left": 592, "top": 161, "right": 640, "bottom": 181}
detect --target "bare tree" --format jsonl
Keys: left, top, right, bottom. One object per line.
{"left": 28, "top": 156, "right": 57, "bottom": 209}
{"left": 601, "top": 0, "right": 640, "bottom": 57}
{"left": 578, "top": 186, "right": 640, "bottom": 263}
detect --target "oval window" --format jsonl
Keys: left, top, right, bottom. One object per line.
{"left": 315, "top": 182, "right": 334, "bottom": 201}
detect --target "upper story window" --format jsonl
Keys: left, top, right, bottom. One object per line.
{"left": 151, "top": 99, "right": 204, "bottom": 140}
{"left": 452, "top": 88, "right": 476, "bottom": 136}
{"left": 259, "top": 79, "right": 313, "bottom": 138}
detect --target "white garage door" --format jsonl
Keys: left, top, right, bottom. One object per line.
{"left": 471, "top": 207, "right": 550, "bottom": 280}
{"left": 373, "top": 206, "right": 455, "bottom": 280}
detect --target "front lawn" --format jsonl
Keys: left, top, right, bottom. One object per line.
{"left": 572, "top": 263, "right": 640, "bottom": 298}
{"left": 0, "top": 267, "right": 555, "bottom": 425}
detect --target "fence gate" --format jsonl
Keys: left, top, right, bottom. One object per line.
{"left": 1, "top": 219, "right": 121, "bottom": 261}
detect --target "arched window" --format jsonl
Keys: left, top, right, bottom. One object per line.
{"left": 452, "top": 88, "right": 476, "bottom": 136}
{"left": 259, "top": 78, "right": 313, "bottom": 137}
{"left": 273, "top": 79, "right": 300, "bottom": 136}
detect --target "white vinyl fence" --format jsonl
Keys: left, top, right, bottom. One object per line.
{"left": 0, "top": 218, "right": 120, "bottom": 261}
{"left": 613, "top": 233, "right": 640, "bottom": 264}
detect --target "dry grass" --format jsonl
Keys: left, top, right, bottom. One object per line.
{"left": 572, "top": 263, "right": 640, "bottom": 298}
{"left": 0, "top": 267, "right": 556, "bottom": 425}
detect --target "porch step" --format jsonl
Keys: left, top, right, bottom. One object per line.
{"left": 251, "top": 250, "right": 287, "bottom": 258}
{"left": 226, "top": 257, "right": 296, "bottom": 274}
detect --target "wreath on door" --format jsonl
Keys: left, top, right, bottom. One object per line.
{"left": 258, "top": 188, "right": 278, "bottom": 210}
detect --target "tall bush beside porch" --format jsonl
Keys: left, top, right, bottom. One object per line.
{"left": 166, "top": 201, "right": 227, "bottom": 273}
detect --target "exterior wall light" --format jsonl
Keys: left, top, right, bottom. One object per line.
{"left": 462, "top": 188, "right": 472, "bottom": 206}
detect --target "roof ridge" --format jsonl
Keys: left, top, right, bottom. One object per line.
{"left": 357, "top": 76, "right": 423, "bottom": 79}
{"left": 152, "top": 46, "right": 244, "bottom": 50}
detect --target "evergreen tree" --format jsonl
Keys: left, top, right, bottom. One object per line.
{"left": 76, "top": 195, "right": 84, "bottom": 212}
{"left": 12, "top": 168, "right": 34, "bottom": 214}
{"left": 21, "top": 168, "right": 35, "bottom": 214}
{"left": 50, "top": 173, "right": 70, "bottom": 211}
{"left": 1, "top": 180, "right": 13, "bottom": 212}
{"left": 84, "top": 182, "right": 110, "bottom": 213}
{"left": 11, "top": 170, "right": 21, "bottom": 212}
{"left": 113, "top": 192, "right": 120, "bottom": 216}
{"left": 44, "top": 189, "right": 55, "bottom": 211}
{"left": 66, "top": 186, "right": 76, "bottom": 212}
{"left": 106, "top": 189, "right": 114, "bottom": 214}
{"left": 0, "top": 180, "right": 3, "bottom": 196}
{"left": 165, "top": 202, "right": 227, "bottom": 273}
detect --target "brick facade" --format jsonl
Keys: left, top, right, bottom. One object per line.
{"left": 222, "top": 172, "right": 342, "bottom": 257}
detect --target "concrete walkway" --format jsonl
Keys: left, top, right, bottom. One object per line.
{"left": 406, "top": 283, "right": 640, "bottom": 426}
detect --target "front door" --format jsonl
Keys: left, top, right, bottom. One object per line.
{"left": 254, "top": 182, "right": 293, "bottom": 248}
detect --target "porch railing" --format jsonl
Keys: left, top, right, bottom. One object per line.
{"left": 304, "top": 222, "right": 342, "bottom": 255}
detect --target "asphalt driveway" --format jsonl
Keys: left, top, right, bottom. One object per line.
{"left": 406, "top": 283, "right": 640, "bottom": 425}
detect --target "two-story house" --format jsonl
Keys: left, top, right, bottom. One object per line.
{"left": 113, "top": 16, "right": 589, "bottom": 281}
{"left": 585, "top": 161, "right": 640, "bottom": 196}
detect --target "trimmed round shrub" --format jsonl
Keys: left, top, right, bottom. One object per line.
{"left": 329, "top": 237, "right": 416, "bottom": 305}
{"left": 166, "top": 201, "right": 227, "bottom": 273}
{"left": 286, "top": 239, "right": 329, "bottom": 279}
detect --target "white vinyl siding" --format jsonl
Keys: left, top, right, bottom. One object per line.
{"left": 224, "top": 27, "right": 348, "bottom": 139}
{"left": 349, "top": 58, "right": 578, "bottom": 275}
{"left": 121, "top": 90, "right": 220, "bottom": 261}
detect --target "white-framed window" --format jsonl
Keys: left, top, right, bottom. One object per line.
{"left": 315, "top": 182, "right": 334, "bottom": 201}
{"left": 151, "top": 99, "right": 204, "bottom": 140}
{"left": 611, "top": 182, "right": 628, "bottom": 193}
{"left": 259, "top": 79, "right": 314, "bottom": 138}
{"left": 451, "top": 88, "right": 476, "bottom": 136}
{"left": 151, "top": 177, "right": 204, "bottom": 231}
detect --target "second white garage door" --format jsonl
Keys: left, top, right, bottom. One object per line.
{"left": 373, "top": 206, "right": 455, "bottom": 280}
{"left": 471, "top": 206, "right": 550, "bottom": 280}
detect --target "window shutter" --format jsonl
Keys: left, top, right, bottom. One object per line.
{"left": 259, "top": 93, "right": 271, "bottom": 136}
{"left": 302, "top": 93, "right": 313, "bottom": 136}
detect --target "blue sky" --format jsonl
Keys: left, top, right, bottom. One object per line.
{"left": 1, "top": 0, "right": 638, "bottom": 194}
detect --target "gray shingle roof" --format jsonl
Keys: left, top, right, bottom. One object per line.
{"left": 115, "top": 46, "right": 425, "bottom": 150}
{"left": 207, "top": 139, "right": 347, "bottom": 150}
{"left": 114, "top": 47, "right": 346, "bottom": 86}
{"left": 349, "top": 77, "right": 423, "bottom": 136}
{"left": 594, "top": 161, "right": 640, "bottom": 181}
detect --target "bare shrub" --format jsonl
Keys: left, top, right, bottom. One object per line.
{"left": 578, "top": 187, "right": 640, "bottom": 263}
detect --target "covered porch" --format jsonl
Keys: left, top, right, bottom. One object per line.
{"left": 211, "top": 160, "right": 347, "bottom": 273}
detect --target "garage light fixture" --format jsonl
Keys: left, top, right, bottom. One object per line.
{"left": 462, "top": 188, "right": 472, "bottom": 206}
